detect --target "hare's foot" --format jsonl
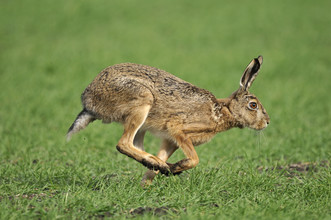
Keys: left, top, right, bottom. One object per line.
{"left": 116, "top": 144, "right": 169, "bottom": 173}
{"left": 167, "top": 160, "right": 193, "bottom": 175}
{"left": 140, "top": 139, "right": 179, "bottom": 186}
{"left": 141, "top": 155, "right": 170, "bottom": 175}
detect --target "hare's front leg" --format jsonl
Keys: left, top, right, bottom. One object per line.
{"left": 141, "top": 139, "right": 178, "bottom": 186}
{"left": 168, "top": 135, "right": 199, "bottom": 174}
{"left": 116, "top": 104, "right": 170, "bottom": 175}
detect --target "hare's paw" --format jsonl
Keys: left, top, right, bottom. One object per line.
{"left": 167, "top": 159, "right": 191, "bottom": 175}
{"left": 141, "top": 155, "right": 170, "bottom": 175}
{"left": 167, "top": 162, "right": 183, "bottom": 175}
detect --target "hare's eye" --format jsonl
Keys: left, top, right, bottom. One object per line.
{"left": 248, "top": 102, "right": 258, "bottom": 110}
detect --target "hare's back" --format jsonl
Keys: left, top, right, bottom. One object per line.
{"left": 112, "top": 63, "right": 215, "bottom": 102}
{"left": 83, "top": 63, "right": 215, "bottom": 106}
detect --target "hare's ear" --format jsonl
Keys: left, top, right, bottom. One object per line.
{"left": 239, "top": 56, "right": 263, "bottom": 91}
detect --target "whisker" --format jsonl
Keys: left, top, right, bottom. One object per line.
{"left": 255, "top": 130, "right": 262, "bottom": 154}
{"left": 260, "top": 130, "right": 267, "bottom": 144}
{"left": 254, "top": 130, "right": 269, "bottom": 157}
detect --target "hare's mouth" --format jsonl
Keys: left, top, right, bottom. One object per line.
{"left": 238, "top": 124, "right": 244, "bottom": 129}
{"left": 248, "top": 121, "right": 268, "bottom": 131}
{"left": 255, "top": 122, "right": 268, "bottom": 131}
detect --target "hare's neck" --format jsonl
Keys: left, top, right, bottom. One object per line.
{"left": 214, "top": 99, "right": 239, "bottom": 132}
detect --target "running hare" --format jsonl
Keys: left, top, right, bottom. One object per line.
{"left": 67, "top": 56, "right": 270, "bottom": 184}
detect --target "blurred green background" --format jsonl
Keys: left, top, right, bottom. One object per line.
{"left": 0, "top": 0, "right": 330, "bottom": 219}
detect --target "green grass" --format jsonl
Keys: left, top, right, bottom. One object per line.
{"left": 1, "top": 0, "right": 330, "bottom": 219}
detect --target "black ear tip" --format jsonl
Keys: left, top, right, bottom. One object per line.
{"left": 252, "top": 58, "right": 261, "bottom": 73}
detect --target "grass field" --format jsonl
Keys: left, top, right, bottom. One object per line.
{"left": 1, "top": 0, "right": 330, "bottom": 219}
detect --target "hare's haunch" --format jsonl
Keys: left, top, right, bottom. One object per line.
{"left": 67, "top": 56, "right": 270, "bottom": 184}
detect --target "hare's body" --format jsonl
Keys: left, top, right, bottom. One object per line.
{"left": 82, "top": 63, "right": 231, "bottom": 146}
{"left": 67, "top": 56, "right": 270, "bottom": 185}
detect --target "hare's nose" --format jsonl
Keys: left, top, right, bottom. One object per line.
{"left": 264, "top": 113, "right": 270, "bottom": 125}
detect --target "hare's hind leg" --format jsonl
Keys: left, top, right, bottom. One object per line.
{"left": 141, "top": 139, "right": 178, "bottom": 186}
{"left": 116, "top": 105, "right": 170, "bottom": 175}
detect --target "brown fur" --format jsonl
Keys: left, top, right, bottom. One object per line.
{"left": 67, "top": 56, "right": 270, "bottom": 185}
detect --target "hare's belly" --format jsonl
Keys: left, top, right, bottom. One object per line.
{"left": 188, "top": 132, "right": 216, "bottom": 146}
{"left": 142, "top": 117, "right": 217, "bottom": 146}
{"left": 145, "top": 126, "right": 215, "bottom": 146}
{"left": 147, "top": 128, "right": 172, "bottom": 140}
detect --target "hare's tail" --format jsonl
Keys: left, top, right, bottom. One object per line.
{"left": 66, "top": 108, "right": 96, "bottom": 141}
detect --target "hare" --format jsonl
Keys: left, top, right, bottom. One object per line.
{"left": 67, "top": 56, "right": 270, "bottom": 184}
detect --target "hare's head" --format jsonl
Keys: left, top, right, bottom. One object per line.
{"left": 227, "top": 56, "right": 270, "bottom": 130}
